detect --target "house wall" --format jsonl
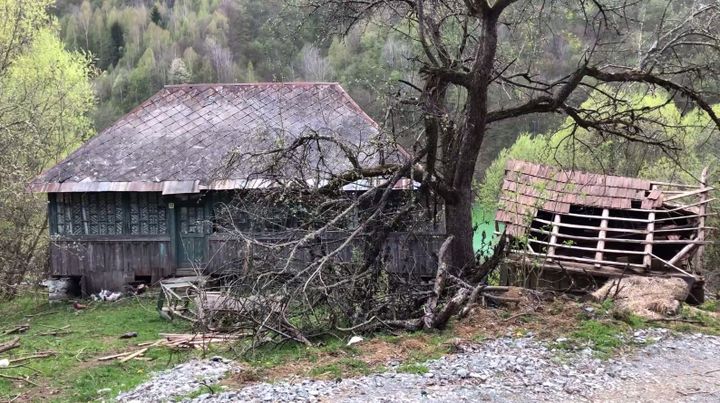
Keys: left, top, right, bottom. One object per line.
{"left": 47, "top": 191, "right": 446, "bottom": 294}
{"left": 48, "top": 191, "right": 175, "bottom": 294}
{"left": 205, "top": 232, "right": 446, "bottom": 278}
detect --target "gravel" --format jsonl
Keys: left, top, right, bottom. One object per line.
{"left": 116, "top": 357, "right": 235, "bottom": 402}
{"left": 117, "top": 330, "right": 720, "bottom": 402}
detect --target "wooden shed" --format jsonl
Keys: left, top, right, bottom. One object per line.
{"left": 495, "top": 160, "right": 712, "bottom": 297}
{"left": 29, "top": 83, "right": 442, "bottom": 294}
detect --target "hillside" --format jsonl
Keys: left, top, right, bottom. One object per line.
{"left": 54, "top": 0, "right": 411, "bottom": 129}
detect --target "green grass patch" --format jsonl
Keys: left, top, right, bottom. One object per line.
{"left": 0, "top": 294, "right": 192, "bottom": 402}
{"left": 553, "top": 319, "right": 626, "bottom": 359}
{"left": 698, "top": 300, "right": 718, "bottom": 313}
{"left": 396, "top": 362, "right": 429, "bottom": 375}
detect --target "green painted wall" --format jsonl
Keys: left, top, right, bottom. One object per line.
{"left": 473, "top": 204, "right": 503, "bottom": 260}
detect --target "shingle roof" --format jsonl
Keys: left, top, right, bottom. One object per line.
{"left": 29, "top": 83, "right": 380, "bottom": 193}
{"left": 496, "top": 160, "right": 665, "bottom": 236}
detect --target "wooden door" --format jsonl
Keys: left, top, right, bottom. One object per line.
{"left": 175, "top": 202, "right": 210, "bottom": 268}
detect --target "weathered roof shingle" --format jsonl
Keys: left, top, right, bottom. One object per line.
{"left": 30, "top": 82, "right": 380, "bottom": 193}
{"left": 496, "top": 160, "right": 665, "bottom": 236}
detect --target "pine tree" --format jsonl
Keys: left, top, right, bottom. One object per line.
{"left": 109, "top": 21, "right": 124, "bottom": 67}
{"left": 150, "top": 5, "right": 162, "bottom": 27}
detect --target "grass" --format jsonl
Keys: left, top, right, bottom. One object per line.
{"left": 3, "top": 288, "right": 719, "bottom": 401}
{"left": 396, "top": 362, "right": 429, "bottom": 374}
{"left": 568, "top": 320, "right": 624, "bottom": 358}
{"left": 0, "top": 293, "right": 192, "bottom": 402}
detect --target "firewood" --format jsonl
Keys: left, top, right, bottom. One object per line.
{"left": 97, "top": 352, "right": 133, "bottom": 361}
{"left": 118, "top": 348, "right": 148, "bottom": 363}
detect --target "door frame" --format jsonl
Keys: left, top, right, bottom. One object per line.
{"left": 167, "top": 194, "right": 211, "bottom": 271}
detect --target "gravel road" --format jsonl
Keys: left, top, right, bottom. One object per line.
{"left": 117, "top": 329, "right": 720, "bottom": 402}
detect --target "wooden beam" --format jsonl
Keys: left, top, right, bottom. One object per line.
{"left": 651, "top": 253, "right": 695, "bottom": 278}
{"left": 667, "top": 240, "right": 698, "bottom": 266}
{"left": 595, "top": 208, "right": 609, "bottom": 267}
{"left": 649, "top": 180, "right": 702, "bottom": 189}
{"left": 643, "top": 211, "right": 655, "bottom": 269}
{"left": 511, "top": 249, "right": 646, "bottom": 269}
{"left": 560, "top": 211, "right": 650, "bottom": 223}
{"left": 664, "top": 197, "right": 716, "bottom": 213}
{"left": 695, "top": 167, "right": 709, "bottom": 272}
{"left": 533, "top": 217, "right": 647, "bottom": 234}
{"left": 546, "top": 214, "right": 561, "bottom": 257}
{"left": 527, "top": 227, "right": 710, "bottom": 244}
{"left": 665, "top": 186, "right": 714, "bottom": 201}
{"left": 528, "top": 239, "right": 646, "bottom": 255}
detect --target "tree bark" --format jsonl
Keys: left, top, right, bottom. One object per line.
{"left": 444, "top": 190, "right": 475, "bottom": 275}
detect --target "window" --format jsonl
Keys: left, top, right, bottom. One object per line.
{"left": 54, "top": 193, "right": 124, "bottom": 235}
{"left": 52, "top": 192, "right": 167, "bottom": 236}
{"left": 129, "top": 193, "right": 167, "bottom": 235}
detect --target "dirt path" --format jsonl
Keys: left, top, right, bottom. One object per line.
{"left": 590, "top": 333, "right": 720, "bottom": 402}
{"left": 184, "top": 330, "right": 720, "bottom": 402}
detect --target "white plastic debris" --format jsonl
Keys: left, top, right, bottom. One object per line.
{"left": 347, "top": 336, "right": 364, "bottom": 346}
{"left": 0, "top": 359, "right": 9, "bottom": 368}
{"left": 93, "top": 289, "right": 123, "bottom": 302}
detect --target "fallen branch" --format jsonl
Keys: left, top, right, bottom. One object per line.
{"left": 3, "top": 325, "right": 29, "bottom": 335}
{"left": 0, "top": 373, "right": 38, "bottom": 387}
{"left": 7, "top": 351, "right": 56, "bottom": 364}
{"left": 502, "top": 312, "right": 534, "bottom": 322}
{"left": 0, "top": 337, "right": 20, "bottom": 354}
{"left": 37, "top": 325, "right": 71, "bottom": 336}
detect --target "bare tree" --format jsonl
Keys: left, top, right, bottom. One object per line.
{"left": 209, "top": 1, "right": 720, "bottom": 340}
{"left": 295, "top": 0, "right": 720, "bottom": 277}
{"left": 298, "top": 44, "right": 334, "bottom": 81}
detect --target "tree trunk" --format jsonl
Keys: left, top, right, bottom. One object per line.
{"left": 444, "top": 186, "right": 475, "bottom": 275}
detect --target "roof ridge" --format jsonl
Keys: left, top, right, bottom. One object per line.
{"left": 164, "top": 82, "right": 340, "bottom": 89}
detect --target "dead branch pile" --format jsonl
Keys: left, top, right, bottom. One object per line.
{"left": 205, "top": 131, "right": 511, "bottom": 348}
{"left": 592, "top": 276, "right": 691, "bottom": 319}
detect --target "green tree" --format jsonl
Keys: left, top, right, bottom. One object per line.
{"left": 169, "top": 57, "right": 191, "bottom": 84}
{"left": 150, "top": 5, "right": 162, "bottom": 27}
{"left": 0, "top": 0, "right": 94, "bottom": 299}
{"left": 109, "top": 20, "right": 124, "bottom": 67}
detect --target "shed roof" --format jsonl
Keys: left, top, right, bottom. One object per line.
{"left": 29, "top": 82, "right": 381, "bottom": 193}
{"left": 495, "top": 160, "right": 666, "bottom": 236}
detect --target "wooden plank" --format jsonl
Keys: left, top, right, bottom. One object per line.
{"left": 651, "top": 253, "right": 695, "bottom": 277}
{"left": 695, "top": 167, "right": 709, "bottom": 272}
{"left": 528, "top": 239, "right": 646, "bottom": 255}
{"left": 643, "top": 211, "right": 655, "bottom": 269}
{"left": 528, "top": 228, "right": 710, "bottom": 245}
{"left": 668, "top": 240, "right": 699, "bottom": 266}
{"left": 547, "top": 214, "right": 561, "bottom": 257}
{"left": 511, "top": 250, "right": 646, "bottom": 269}
{"left": 595, "top": 209, "right": 609, "bottom": 267}
{"left": 664, "top": 186, "right": 714, "bottom": 201}
{"left": 533, "top": 217, "right": 647, "bottom": 234}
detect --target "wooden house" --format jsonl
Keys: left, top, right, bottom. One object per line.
{"left": 29, "top": 83, "right": 442, "bottom": 294}
{"left": 495, "top": 160, "right": 711, "bottom": 299}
